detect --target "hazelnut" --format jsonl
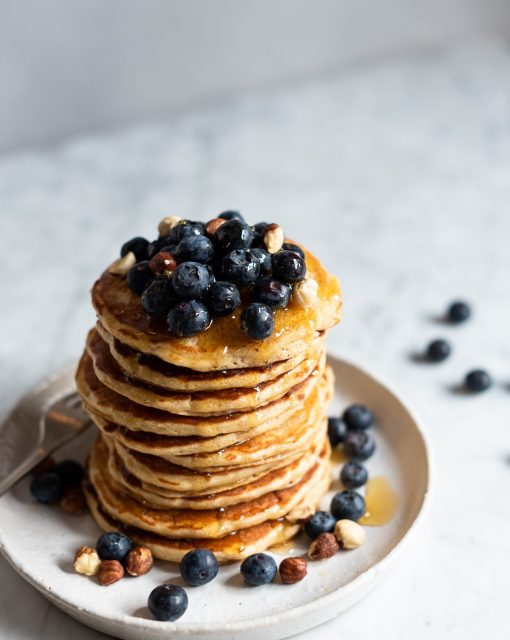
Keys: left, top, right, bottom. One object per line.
{"left": 158, "top": 215, "right": 182, "bottom": 237}
{"left": 334, "top": 519, "right": 366, "bottom": 550}
{"left": 60, "top": 485, "right": 86, "bottom": 514}
{"left": 149, "top": 251, "right": 177, "bottom": 276}
{"left": 293, "top": 278, "right": 318, "bottom": 308}
{"left": 98, "top": 559, "right": 124, "bottom": 586}
{"left": 262, "top": 223, "right": 284, "bottom": 254}
{"left": 107, "top": 251, "right": 136, "bottom": 276}
{"left": 205, "top": 217, "right": 227, "bottom": 237}
{"left": 74, "top": 546, "right": 101, "bottom": 576}
{"left": 279, "top": 557, "right": 307, "bottom": 584}
{"left": 307, "top": 532, "right": 339, "bottom": 560}
{"left": 125, "top": 545, "right": 154, "bottom": 577}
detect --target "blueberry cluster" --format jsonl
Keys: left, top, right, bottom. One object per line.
{"left": 118, "top": 212, "right": 307, "bottom": 340}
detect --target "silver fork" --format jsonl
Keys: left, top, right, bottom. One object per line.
{"left": 0, "top": 393, "right": 91, "bottom": 497}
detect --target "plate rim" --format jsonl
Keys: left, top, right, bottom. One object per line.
{"left": 0, "top": 355, "right": 432, "bottom": 637}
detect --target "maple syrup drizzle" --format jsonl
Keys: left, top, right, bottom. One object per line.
{"left": 359, "top": 477, "right": 398, "bottom": 526}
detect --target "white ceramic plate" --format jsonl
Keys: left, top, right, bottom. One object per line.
{"left": 0, "top": 356, "right": 430, "bottom": 640}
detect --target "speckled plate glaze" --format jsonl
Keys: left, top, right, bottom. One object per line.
{"left": 0, "top": 357, "right": 430, "bottom": 640}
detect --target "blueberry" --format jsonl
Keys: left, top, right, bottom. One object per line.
{"left": 330, "top": 490, "right": 366, "bottom": 521}
{"left": 96, "top": 532, "right": 133, "bottom": 561}
{"left": 344, "top": 431, "right": 376, "bottom": 461}
{"left": 172, "top": 262, "right": 211, "bottom": 299}
{"left": 147, "top": 237, "right": 176, "bottom": 259}
{"left": 252, "top": 276, "right": 291, "bottom": 309}
{"left": 218, "top": 210, "right": 245, "bottom": 222}
{"left": 167, "top": 300, "right": 211, "bottom": 337}
{"left": 448, "top": 300, "right": 471, "bottom": 323}
{"left": 205, "top": 281, "right": 241, "bottom": 317}
{"left": 141, "top": 278, "right": 176, "bottom": 316}
{"left": 215, "top": 219, "right": 254, "bottom": 253}
{"left": 148, "top": 584, "right": 188, "bottom": 622}
{"left": 179, "top": 549, "right": 219, "bottom": 586}
{"left": 342, "top": 404, "right": 374, "bottom": 431}
{"left": 241, "top": 303, "right": 274, "bottom": 340}
{"left": 426, "top": 339, "right": 451, "bottom": 362}
{"left": 252, "top": 222, "right": 268, "bottom": 234}
{"left": 272, "top": 250, "right": 306, "bottom": 283}
{"left": 170, "top": 220, "right": 204, "bottom": 244}
{"left": 121, "top": 236, "right": 149, "bottom": 262}
{"left": 240, "top": 553, "right": 277, "bottom": 586}
{"left": 251, "top": 222, "right": 268, "bottom": 247}
{"left": 220, "top": 249, "right": 260, "bottom": 286}
{"left": 464, "top": 369, "right": 492, "bottom": 393}
{"left": 126, "top": 261, "right": 153, "bottom": 294}
{"left": 30, "top": 472, "right": 64, "bottom": 504}
{"left": 249, "top": 248, "right": 272, "bottom": 275}
{"left": 53, "top": 460, "right": 83, "bottom": 486}
{"left": 175, "top": 235, "right": 214, "bottom": 264}
{"left": 340, "top": 461, "right": 368, "bottom": 489}
{"left": 327, "top": 417, "right": 348, "bottom": 446}
{"left": 304, "top": 511, "right": 336, "bottom": 538}
{"left": 282, "top": 242, "right": 305, "bottom": 260}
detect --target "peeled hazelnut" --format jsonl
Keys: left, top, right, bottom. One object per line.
{"left": 158, "top": 215, "right": 182, "bottom": 237}
{"left": 125, "top": 545, "right": 154, "bottom": 577}
{"left": 60, "top": 485, "right": 86, "bottom": 514}
{"left": 205, "top": 217, "right": 227, "bottom": 237}
{"left": 293, "top": 278, "right": 318, "bottom": 308}
{"left": 98, "top": 559, "right": 124, "bottom": 586}
{"left": 279, "top": 557, "right": 307, "bottom": 584}
{"left": 334, "top": 519, "right": 366, "bottom": 550}
{"left": 74, "top": 546, "right": 101, "bottom": 576}
{"left": 307, "top": 532, "right": 339, "bottom": 560}
{"left": 107, "top": 251, "right": 136, "bottom": 276}
{"left": 149, "top": 251, "right": 177, "bottom": 276}
{"left": 262, "top": 223, "right": 284, "bottom": 254}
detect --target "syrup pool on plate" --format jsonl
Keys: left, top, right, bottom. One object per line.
{"left": 359, "top": 476, "right": 399, "bottom": 526}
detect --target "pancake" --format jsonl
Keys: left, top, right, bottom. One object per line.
{"left": 92, "top": 244, "right": 342, "bottom": 370}
{"left": 85, "top": 484, "right": 302, "bottom": 562}
{"left": 85, "top": 367, "right": 330, "bottom": 458}
{"left": 87, "top": 436, "right": 331, "bottom": 539}
{"left": 96, "top": 321, "right": 325, "bottom": 392}
{"left": 77, "top": 350, "right": 332, "bottom": 437}
{"left": 87, "top": 327, "right": 324, "bottom": 415}
{"left": 106, "top": 436, "right": 328, "bottom": 510}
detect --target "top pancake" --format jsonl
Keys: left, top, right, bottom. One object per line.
{"left": 92, "top": 244, "right": 342, "bottom": 371}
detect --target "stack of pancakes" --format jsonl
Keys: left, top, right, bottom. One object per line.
{"left": 77, "top": 243, "right": 342, "bottom": 561}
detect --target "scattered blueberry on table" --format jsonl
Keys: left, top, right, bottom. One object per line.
{"left": 464, "top": 369, "right": 492, "bottom": 393}
{"left": 426, "top": 339, "right": 451, "bottom": 362}
{"left": 240, "top": 553, "right": 277, "bottom": 586}
{"left": 447, "top": 300, "right": 471, "bottom": 323}
{"left": 116, "top": 214, "right": 311, "bottom": 340}
{"left": 148, "top": 584, "right": 188, "bottom": 621}
{"left": 179, "top": 549, "right": 219, "bottom": 586}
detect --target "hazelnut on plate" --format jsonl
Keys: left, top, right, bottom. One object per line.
{"left": 125, "top": 546, "right": 154, "bottom": 577}
{"left": 98, "top": 559, "right": 124, "bottom": 586}
{"left": 334, "top": 519, "right": 366, "bottom": 550}
{"left": 307, "top": 532, "right": 339, "bottom": 560}
{"left": 279, "top": 557, "right": 307, "bottom": 584}
{"left": 74, "top": 546, "right": 101, "bottom": 576}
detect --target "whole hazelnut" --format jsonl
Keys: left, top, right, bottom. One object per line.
{"left": 205, "top": 217, "right": 227, "bottom": 237}
{"left": 307, "top": 532, "right": 339, "bottom": 560}
{"left": 125, "top": 546, "right": 154, "bottom": 577}
{"left": 60, "top": 485, "right": 86, "bottom": 514}
{"left": 279, "top": 557, "right": 307, "bottom": 584}
{"left": 262, "top": 223, "right": 285, "bottom": 254}
{"left": 74, "top": 546, "right": 101, "bottom": 576}
{"left": 293, "top": 278, "right": 318, "bottom": 308}
{"left": 107, "top": 251, "right": 136, "bottom": 276}
{"left": 158, "top": 215, "right": 182, "bottom": 237}
{"left": 98, "top": 559, "right": 124, "bottom": 586}
{"left": 149, "top": 251, "right": 177, "bottom": 276}
{"left": 334, "top": 519, "right": 366, "bottom": 550}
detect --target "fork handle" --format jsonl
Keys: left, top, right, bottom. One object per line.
{"left": 0, "top": 447, "right": 48, "bottom": 498}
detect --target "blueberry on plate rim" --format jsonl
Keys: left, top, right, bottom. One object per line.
{"left": 240, "top": 553, "right": 277, "bottom": 586}
{"left": 330, "top": 490, "right": 366, "bottom": 521}
{"left": 179, "top": 549, "right": 219, "bottom": 586}
{"left": 148, "top": 584, "right": 188, "bottom": 621}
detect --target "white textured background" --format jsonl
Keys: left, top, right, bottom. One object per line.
{"left": 1, "top": 38, "right": 510, "bottom": 639}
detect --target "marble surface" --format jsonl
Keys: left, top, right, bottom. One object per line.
{"left": 1, "top": 39, "right": 510, "bottom": 639}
